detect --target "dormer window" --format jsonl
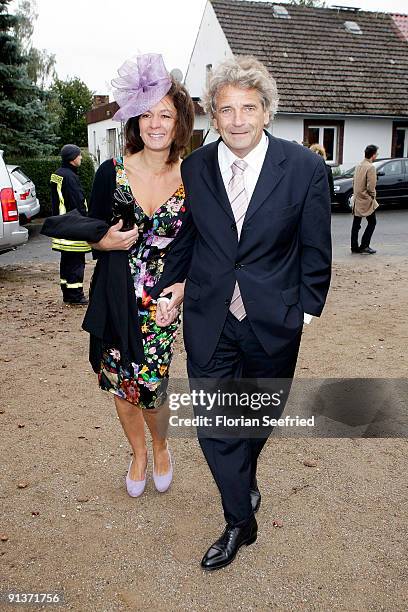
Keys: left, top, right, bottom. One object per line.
{"left": 344, "top": 21, "right": 362, "bottom": 34}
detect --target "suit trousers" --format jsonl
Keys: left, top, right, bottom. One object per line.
{"left": 351, "top": 212, "right": 377, "bottom": 251}
{"left": 187, "top": 312, "right": 302, "bottom": 527}
{"left": 60, "top": 251, "right": 86, "bottom": 302}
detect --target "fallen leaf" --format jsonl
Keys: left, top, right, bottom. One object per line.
{"left": 76, "top": 496, "right": 89, "bottom": 503}
{"left": 31, "top": 511, "right": 40, "bottom": 516}
{"left": 17, "top": 482, "right": 29, "bottom": 489}
{"left": 303, "top": 459, "right": 318, "bottom": 467}
{"left": 17, "top": 423, "right": 25, "bottom": 428}
{"left": 0, "top": 534, "right": 8, "bottom": 542}
{"left": 272, "top": 519, "right": 283, "bottom": 528}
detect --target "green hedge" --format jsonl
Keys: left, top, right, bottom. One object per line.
{"left": 6, "top": 153, "right": 95, "bottom": 217}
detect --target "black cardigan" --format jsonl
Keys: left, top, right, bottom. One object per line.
{"left": 41, "top": 160, "right": 145, "bottom": 371}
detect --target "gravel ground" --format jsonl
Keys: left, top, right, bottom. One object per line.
{"left": 0, "top": 255, "right": 407, "bottom": 611}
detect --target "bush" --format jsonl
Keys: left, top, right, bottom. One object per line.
{"left": 6, "top": 152, "right": 95, "bottom": 217}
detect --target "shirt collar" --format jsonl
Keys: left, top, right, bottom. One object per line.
{"left": 218, "top": 131, "right": 269, "bottom": 173}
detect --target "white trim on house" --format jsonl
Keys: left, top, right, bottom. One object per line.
{"left": 185, "top": 0, "right": 233, "bottom": 98}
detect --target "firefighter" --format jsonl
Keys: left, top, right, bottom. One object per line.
{"left": 50, "top": 144, "right": 91, "bottom": 305}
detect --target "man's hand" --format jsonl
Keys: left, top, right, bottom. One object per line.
{"left": 155, "top": 282, "right": 185, "bottom": 327}
{"left": 90, "top": 219, "right": 139, "bottom": 251}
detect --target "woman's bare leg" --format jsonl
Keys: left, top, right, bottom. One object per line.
{"left": 114, "top": 396, "right": 147, "bottom": 480}
{"left": 143, "top": 402, "right": 171, "bottom": 476}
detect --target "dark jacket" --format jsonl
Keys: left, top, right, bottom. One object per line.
{"left": 150, "top": 132, "right": 332, "bottom": 367}
{"left": 51, "top": 162, "right": 88, "bottom": 216}
{"left": 42, "top": 160, "right": 145, "bottom": 371}
{"left": 325, "top": 163, "right": 335, "bottom": 201}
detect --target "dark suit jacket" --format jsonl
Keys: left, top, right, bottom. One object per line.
{"left": 150, "top": 132, "right": 332, "bottom": 367}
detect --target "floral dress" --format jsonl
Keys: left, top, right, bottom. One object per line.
{"left": 98, "top": 157, "right": 186, "bottom": 409}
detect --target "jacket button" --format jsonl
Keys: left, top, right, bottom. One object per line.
{"left": 235, "top": 263, "right": 243, "bottom": 269}
{"left": 231, "top": 223, "right": 236, "bottom": 230}
{"left": 225, "top": 299, "right": 231, "bottom": 305}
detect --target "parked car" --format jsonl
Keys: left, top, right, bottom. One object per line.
{"left": 0, "top": 151, "right": 28, "bottom": 255}
{"left": 333, "top": 157, "right": 408, "bottom": 210}
{"left": 7, "top": 164, "right": 40, "bottom": 224}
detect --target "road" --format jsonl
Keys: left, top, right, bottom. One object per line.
{"left": 1, "top": 208, "right": 407, "bottom": 265}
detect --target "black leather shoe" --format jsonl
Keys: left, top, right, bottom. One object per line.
{"left": 64, "top": 296, "right": 89, "bottom": 305}
{"left": 250, "top": 487, "right": 261, "bottom": 513}
{"left": 360, "top": 247, "right": 376, "bottom": 254}
{"left": 201, "top": 516, "right": 257, "bottom": 571}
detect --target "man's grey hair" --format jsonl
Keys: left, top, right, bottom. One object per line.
{"left": 201, "top": 55, "right": 279, "bottom": 124}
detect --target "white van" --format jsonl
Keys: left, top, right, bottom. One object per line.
{"left": 0, "top": 150, "right": 28, "bottom": 254}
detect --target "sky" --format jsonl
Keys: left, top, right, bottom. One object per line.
{"left": 11, "top": 0, "right": 408, "bottom": 95}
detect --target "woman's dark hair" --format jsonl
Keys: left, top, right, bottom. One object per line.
{"left": 365, "top": 144, "right": 378, "bottom": 159}
{"left": 124, "top": 78, "right": 195, "bottom": 164}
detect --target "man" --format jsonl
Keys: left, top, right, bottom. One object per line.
{"left": 50, "top": 144, "right": 91, "bottom": 304}
{"left": 351, "top": 144, "right": 379, "bottom": 254}
{"left": 97, "top": 56, "right": 332, "bottom": 570}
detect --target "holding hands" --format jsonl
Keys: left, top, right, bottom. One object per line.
{"left": 156, "top": 282, "right": 185, "bottom": 327}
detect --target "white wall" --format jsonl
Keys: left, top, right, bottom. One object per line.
{"left": 270, "top": 115, "right": 304, "bottom": 144}
{"left": 87, "top": 119, "right": 122, "bottom": 165}
{"left": 342, "top": 117, "right": 393, "bottom": 170}
{"left": 185, "top": 0, "right": 233, "bottom": 99}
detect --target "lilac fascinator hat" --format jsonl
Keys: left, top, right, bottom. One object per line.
{"left": 111, "top": 53, "right": 172, "bottom": 122}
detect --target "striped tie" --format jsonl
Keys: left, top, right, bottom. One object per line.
{"left": 228, "top": 159, "right": 248, "bottom": 321}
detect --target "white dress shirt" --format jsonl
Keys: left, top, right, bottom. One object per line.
{"left": 218, "top": 133, "right": 313, "bottom": 325}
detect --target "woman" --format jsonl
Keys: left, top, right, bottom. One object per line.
{"left": 309, "top": 143, "right": 335, "bottom": 202}
{"left": 89, "top": 54, "right": 194, "bottom": 497}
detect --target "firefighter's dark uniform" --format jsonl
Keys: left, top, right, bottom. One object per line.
{"left": 50, "top": 161, "right": 91, "bottom": 303}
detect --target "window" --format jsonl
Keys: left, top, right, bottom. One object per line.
{"left": 396, "top": 128, "right": 408, "bottom": 158}
{"left": 304, "top": 122, "right": 343, "bottom": 163}
{"left": 186, "top": 130, "right": 204, "bottom": 156}
{"left": 392, "top": 121, "right": 408, "bottom": 158}
{"left": 344, "top": 21, "right": 362, "bottom": 35}
{"left": 273, "top": 6, "right": 290, "bottom": 19}
{"left": 382, "top": 160, "right": 402, "bottom": 176}
{"left": 106, "top": 128, "right": 117, "bottom": 158}
{"left": 11, "top": 168, "right": 30, "bottom": 185}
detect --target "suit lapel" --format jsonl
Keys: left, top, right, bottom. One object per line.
{"left": 201, "top": 139, "right": 235, "bottom": 221}
{"left": 244, "top": 132, "right": 286, "bottom": 223}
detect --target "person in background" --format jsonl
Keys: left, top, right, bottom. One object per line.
{"left": 50, "top": 144, "right": 91, "bottom": 305}
{"left": 309, "top": 143, "right": 335, "bottom": 202}
{"left": 350, "top": 144, "right": 379, "bottom": 254}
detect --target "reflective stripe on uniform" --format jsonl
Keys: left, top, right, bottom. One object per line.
{"left": 52, "top": 237, "right": 91, "bottom": 252}
{"left": 50, "top": 173, "right": 91, "bottom": 252}
{"left": 50, "top": 173, "right": 66, "bottom": 214}
{"left": 65, "top": 282, "right": 83, "bottom": 289}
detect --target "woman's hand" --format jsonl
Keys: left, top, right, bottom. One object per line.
{"left": 155, "top": 282, "right": 185, "bottom": 327}
{"left": 89, "top": 219, "right": 139, "bottom": 251}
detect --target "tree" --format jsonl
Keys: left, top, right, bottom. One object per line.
{"left": 13, "top": 0, "right": 56, "bottom": 89}
{"left": 0, "top": 0, "right": 58, "bottom": 156}
{"left": 51, "top": 78, "right": 93, "bottom": 147}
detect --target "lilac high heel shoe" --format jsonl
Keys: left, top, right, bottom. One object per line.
{"left": 125, "top": 456, "right": 147, "bottom": 498}
{"left": 152, "top": 445, "right": 173, "bottom": 493}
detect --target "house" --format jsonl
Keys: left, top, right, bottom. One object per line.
{"left": 185, "top": 0, "right": 408, "bottom": 169}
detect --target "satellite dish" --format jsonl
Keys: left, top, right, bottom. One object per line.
{"left": 170, "top": 68, "right": 184, "bottom": 82}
